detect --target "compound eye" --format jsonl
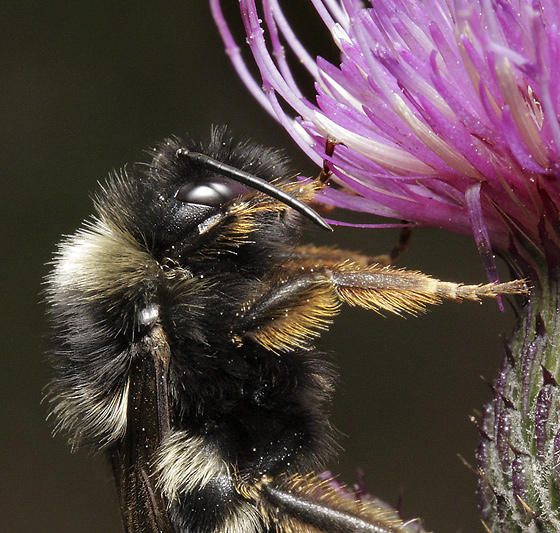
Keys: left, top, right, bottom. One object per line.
{"left": 175, "top": 180, "right": 246, "bottom": 207}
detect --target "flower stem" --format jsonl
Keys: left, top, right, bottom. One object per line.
{"left": 478, "top": 268, "right": 560, "bottom": 532}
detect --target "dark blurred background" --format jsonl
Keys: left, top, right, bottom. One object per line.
{"left": 2, "top": 1, "right": 516, "bottom": 531}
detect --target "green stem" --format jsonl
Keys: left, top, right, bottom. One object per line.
{"left": 478, "top": 268, "right": 560, "bottom": 532}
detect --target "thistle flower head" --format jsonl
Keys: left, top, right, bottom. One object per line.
{"left": 212, "top": 0, "right": 560, "bottom": 280}
{"left": 211, "top": 2, "right": 560, "bottom": 529}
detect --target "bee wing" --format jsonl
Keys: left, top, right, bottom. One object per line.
{"left": 110, "top": 325, "right": 174, "bottom": 533}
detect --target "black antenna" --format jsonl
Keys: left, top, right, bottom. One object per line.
{"left": 177, "top": 148, "right": 332, "bottom": 231}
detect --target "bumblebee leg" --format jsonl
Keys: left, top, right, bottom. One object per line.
{"left": 231, "top": 270, "right": 340, "bottom": 353}
{"left": 324, "top": 261, "right": 528, "bottom": 315}
{"left": 292, "top": 227, "right": 413, "bottom": 267}
{"left": 260, "top": 475, "right": 409, "bottom": 533}
{"left": 317, "top": 137, "right": 338, "bottom": 185}
{"left": 233, "top": 261, "right": 527, "bottom": 349}
{"left": 371, "top": 226, "right": 413, "bottom": 266}
{"left": 291, "top": 244, "right": 373, "bottom": 267}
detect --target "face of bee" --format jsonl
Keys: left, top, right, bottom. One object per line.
{"left": 46, "top": 127, "right": 525, "bottom": 533}
{"left": 97, "top": 136, "right": 282, "bottom": 256}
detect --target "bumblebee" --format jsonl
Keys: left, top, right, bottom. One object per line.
{"left": 46, "top": 128, "right": 525, "bottom": 532}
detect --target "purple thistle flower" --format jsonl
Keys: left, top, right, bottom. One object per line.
{"left": 212, "top": 1, "right": 560, "bottom": 531}
{"left": 212, "top": 0, "right": 560, "bottom": 281}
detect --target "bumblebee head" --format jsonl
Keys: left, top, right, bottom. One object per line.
{"left": 94, "top": 129, "right": 329, "bottom": 262}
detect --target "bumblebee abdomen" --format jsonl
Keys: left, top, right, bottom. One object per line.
{"left": 47, "top": 215, "right": 165, "bottom": 449}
